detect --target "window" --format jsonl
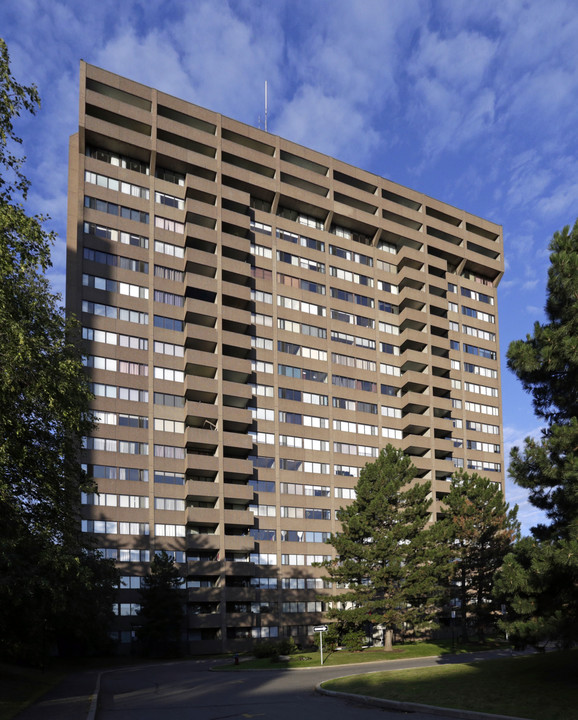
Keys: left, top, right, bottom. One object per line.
{"left": 154, "top": 471, "right": 185, "bottom": 485}
{"left": 155, "top": 216, "right": 184, "bottom": 234}
{"left": 83, "top": 274, "right": 149, "bottom": 298}
{"left": 335, "top": 486, "right": 357, "bottom": 498}
{"left": 154, "top": 315, "right": 184, "bottom": 332}
{"left": 87, "top": 146, "right": 149, "bottom": 174}
{"left": 83, "top": 327, "right": 148, "bottom": 350}
{"left": 252, "top": 312, "right": 273, "bottom": 327}
{"left": 155, "top": 265, "right": 185, "bottom": 282}
{"left": 332, "top": 375, "right": 377, "bottom": 393}
{"left": 277, "top": 272, "right": 326, "bottom": 294}
{"left": 154, "top": 418, "right": 185, "bottom": 433}
{"left": 252, "top": 384, "right": 274, "bottom": 397}
{"left": 155, "top": 191, "right": 184, "bottom": 210}
{"left": 154, "top": 444, "right": 186, "bottom": 459}
{"left": 277, "top": 228, "right": 325, "bottom": 251}
{"left": 379, "top": 321, "right": 399, "bottom": 335}
{"left": 155, "top": 239, "right": 184, "bottom": 258}
{"left": 252, "top": 289, "right": 273, "bottom": 304}
{"left": 378, "top": 280, "right": 399, "bottom": 295}
{"left": 155, "top": 524, "right": 186, "bottom": 537}
{"left": 329, "top": 244, "right": 372, "bottom": 266}
{"left": 462, "top": 306, "right": 495, "bottom": 323}
{"left": 331, "top": 309, "right": 374, "bottom": 329}
{"left": 277, "top": 250, "right": 325, "bottom": 273}
{"left": 331, "top": 287, "right": 374, "bottom": 308}
{"left": 252, "top": 336, "right": 274, "bottom": 351}
{"left": 378, "top": 300, "right": 399, "bottom": 314}
{"left": 83, "top": 247, "right": 148, "bottom": 273}
{"left": 250, "top": 243, "right": 273, "bottom": 258}
{"left": 463, "top": 343, "right": 497, "bottom": 361}
{"left": 464, "top": 401, "right": 499, "bottom": 416}
{"left": 461, "top": 287, "right": 494, "bottom": 305}
{"left": 250, "top": 220, "right": 272, "bottom": 235}
{"left": 154, "top": 366, "right": 184, "bottom": 383}
{"left": 154, "top": 392, "right": 184, "bottom": 408}
{"left": 463, "top": 325, "right": 496, "bottom": 342}
{"left": 281, "top": 507, "right": 331, "bottom": 520}
{"left": 84, "top": 222, "right": 149, "bottom": 248}
{"left": 381, "top": 405, "right": 402, "bottom": 419}
{"left": 85, "top": 170, "right": 149, "bottom": 199}
{"left": 331, "top": 329, "right": 375, "bottom": 350}
{"left": 154, "top": 340, "right": 184, "bottom": 357}
{"left": 280, "top": 481, "right": 330, "bottom": 495}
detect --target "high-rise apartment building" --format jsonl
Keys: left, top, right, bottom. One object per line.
{"left": 67, "top": 62, "right": 504, "bottom": 653}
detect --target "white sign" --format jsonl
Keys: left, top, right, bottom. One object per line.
{"left": 313, "top": 624, "right": 328, "bottom": 632}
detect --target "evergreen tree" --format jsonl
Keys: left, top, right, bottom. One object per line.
{"left": 495, "top": 219, "right": 578, "bottom": 648}
{"left": 0, "top": 37, "right": 116, "bottom": 663}
{"left": 137, "top": 552, "right": 185, "bottom": 656}
{"left": 322, "top": 445, "right": 449, "bottom": 650}
{"left": 440, "top": 471, "right": 519, "bottom": 641}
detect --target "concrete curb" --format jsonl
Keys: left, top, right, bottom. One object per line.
{"left": 316, "top": 683, "right": 531, "bottom": 720}
{"left": 86, "top": 672, "right": 101, "bottom": 720}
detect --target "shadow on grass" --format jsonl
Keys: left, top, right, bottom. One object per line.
{"left": 321, "top": 650, "right": 578, "bottom": 720}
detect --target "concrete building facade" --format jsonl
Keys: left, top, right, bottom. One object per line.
{"left": 67, "top": 62, "right": 505, "bottom": 652}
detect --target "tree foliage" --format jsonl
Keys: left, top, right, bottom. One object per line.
{"left": 0, "top": 37, "right": 116, "bottom": 663}
{"left": 440, "top": 471, "right": 519, "bottom": 640}
{"left": 322, "top": 445, "right": 449, "bottom": 650}
{"left": 496, "top": 218, "right": 578, "bottom": 648}
{"left": 137, "top": 552, "right": 185, "bottom": 656}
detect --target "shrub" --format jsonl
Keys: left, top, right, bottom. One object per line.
{"left": 276, "top": 637, "right": 297, "bottom": 656}
{"left": 253, "top": 641, "right": 278, "bottom": 658}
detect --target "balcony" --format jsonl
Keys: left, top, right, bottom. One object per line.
{"left": 224, "top": 509, "right": 254, "bottom": 527}
{"left": 185, "top": 454, "right": 218, "bottom": 475}
{"left": 187, "top": 507, "right": 219, "bottom": 524}
{"left": 185, "top": 297, "right": 218, "bottom": 326}
{"left": 185, "top": 324, "right": 218, "bottom": 353}
{"left": 186, "top": 480, "right": 219, "bottom": 502}
{"left": 186, "top": 375, "right": 218, "bottom": 403}
{"left": 222, "top": 431, "right": 253, "bottom": 454}
{"left": 185, "top": 349, "right": 218, "bottom": 376}
{"left": 223, "top": 457, "right": 253, "bottom": 477}
{"left": 186, "top": 534, "right": 220, "bottom": 552}
{"left": 223, "top": 483, "right": 254, "bottom": 502}
{"left": 224, "top": 535, "right": 255, "bottom": 553}
{"left": 186, "top": 427, "right": 219, "bottom": 453}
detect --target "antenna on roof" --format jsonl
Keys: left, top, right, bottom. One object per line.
{"left": 265, "top": 81, "right": 268, "bottom": 133}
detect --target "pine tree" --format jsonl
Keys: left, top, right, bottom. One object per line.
{"left": 322, "top": 445, "right": 449, "bottom": 651}
{"left": 440, "top": 471, "right": 519, "bottom": 641}
{"left": 495, "top": 219, "right": 578, "bottom": 648}
{"left": 137, "top": 552, "right": 185, "bottom": 656}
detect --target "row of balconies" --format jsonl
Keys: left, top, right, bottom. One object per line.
{"left": 83, "top": 88, "right": 501, "bottom": 269}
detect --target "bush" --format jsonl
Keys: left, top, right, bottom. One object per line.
{"left": 253, "top": 641, "right": 278, "bottom": 658}
{"left": 276, "top": 637, "right": 297, "bottom": 656}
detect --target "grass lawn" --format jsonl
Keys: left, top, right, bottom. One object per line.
{"left": 0, "top": 663, "right": 64, "bottom": 720}
{"left": 216, "top": 639, "right": 510, "bottom": 670}
{"left": 322, "top": 650, "right": 578, "bottom": 720}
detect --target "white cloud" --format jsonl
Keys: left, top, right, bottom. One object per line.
{"left": 275, "top": 86, "right": 379, "bottom": 163}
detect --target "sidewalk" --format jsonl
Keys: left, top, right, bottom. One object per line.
{"left": 15, "top": 670, "right": 100, "bottom": 720}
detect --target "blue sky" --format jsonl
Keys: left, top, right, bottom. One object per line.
{"left": 3, "top": 0, "right": 577, "bottom": 535}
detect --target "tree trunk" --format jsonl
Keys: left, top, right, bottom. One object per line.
{"left": 384, "top": 627, "right": 393, "bottom": 651}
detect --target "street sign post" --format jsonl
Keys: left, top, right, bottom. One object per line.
{"left": 313, "top": 625, "right": 328, "bottom": 665}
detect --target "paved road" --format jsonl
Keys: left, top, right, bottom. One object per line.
{"left": 96, "top": 648, "right": 531, "bottom": 720}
